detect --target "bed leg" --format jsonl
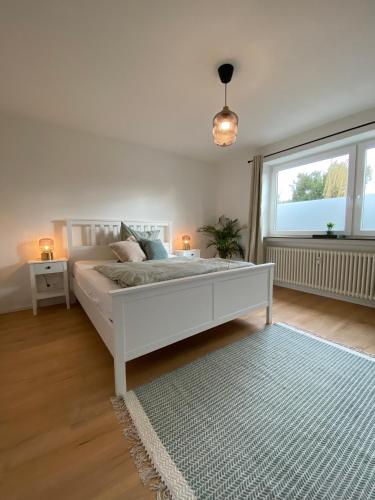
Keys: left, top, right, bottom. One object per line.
{"left": 114, "top": 350, "right": 126, "bottom": 397}
{"left": 266, "top": 305, "right": 272, "bottom": 325}
{"left": 112, "top": 297, "right": 127, "bottom": 397}
{"left": 266, "top": 265, "right": 274, "bottom": 325}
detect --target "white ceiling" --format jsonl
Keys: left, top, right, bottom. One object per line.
{"left": 1, "top": 0, "right": 375, "bottom": 163}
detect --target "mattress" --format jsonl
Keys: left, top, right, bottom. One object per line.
{"left": 73, "top": 260, "right": 121, "bottom": 321}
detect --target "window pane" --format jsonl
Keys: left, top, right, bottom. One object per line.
{"left": 275, "top": 154, "right": 349, "bottom": 232}
{"left": 361, "top": 147, "right": 375, "bottom": 231}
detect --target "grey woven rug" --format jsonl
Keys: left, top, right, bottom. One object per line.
{"left": 123, "top": 323, "right": 375, "bottom": 500}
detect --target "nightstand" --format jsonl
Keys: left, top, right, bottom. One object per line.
{"left": 28, "top": 259, "right": 70, "bottom": 315}
{"left": 175, "top": 249, "right": 201, "bottom": 258}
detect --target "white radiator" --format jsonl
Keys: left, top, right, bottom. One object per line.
{"left": 266, "top": 246, "right": 375, "bottom": 302}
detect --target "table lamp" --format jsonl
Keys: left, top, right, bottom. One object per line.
{"left": 182, "top": 235, "right": 191, "bottom": 250}
{"left": 39, "top": 238, "right": 54, "bottom": 260}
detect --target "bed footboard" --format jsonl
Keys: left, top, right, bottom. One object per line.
{"left": 111, "top": 263, "right": 274, "bottom": 397}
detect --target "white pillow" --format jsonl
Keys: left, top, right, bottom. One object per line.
{"left": 109, "top": 237, "right": 146, "bottom": 262}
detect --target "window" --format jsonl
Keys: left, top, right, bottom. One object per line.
{"left": 356, "top": 143, "right": 375, "bottom": 233}
{"left": 270, "top": 147, "right": 355, "bottom": 235}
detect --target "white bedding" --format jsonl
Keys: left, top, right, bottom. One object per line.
{"left": 74, "top": 260, "right": 121, "bottom": 320}
{"left": 74, "top": 254, "right": 179, "bottom": 320}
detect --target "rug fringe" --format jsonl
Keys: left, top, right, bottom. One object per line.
{"left": 111, "top": 396, "right": 172, "bottom": 500}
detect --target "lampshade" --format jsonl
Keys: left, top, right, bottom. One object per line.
{"left": 39, "top": 238, "right": 54, "bottom": 260}
{"left": 212, "top": 106, "right": 239, "bottom": 147}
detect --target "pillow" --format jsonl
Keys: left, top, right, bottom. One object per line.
{"left": 109, "top": 237, "right": 146, "bottom": 262}
{"left": 120, "top": 222, "right": 134, "bottom": 240}
{"left": 135, "top": 229, "right": 160, "bottom": 240}
{"left": 120, "top": 222, "right": 160, "bottom": 241}
{"left": 140, "top": 239, "right": 168, "bottom": 260}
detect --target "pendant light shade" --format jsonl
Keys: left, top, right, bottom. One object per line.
{"left": 213, "top": 106, "right": 239, "bottom": 147}
{"left": 212, "top": 63, "right": 238, "bottom": 147}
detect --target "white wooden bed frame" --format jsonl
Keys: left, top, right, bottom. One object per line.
{"left": 66, "top": 219, "right": 274, "bottom": 397}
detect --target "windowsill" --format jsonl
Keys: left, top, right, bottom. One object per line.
{"left": 264, "top": 236, "right": 375, "bottom": 250}
{"left": 266, "top": 236, "right": 375, "bottom": 241}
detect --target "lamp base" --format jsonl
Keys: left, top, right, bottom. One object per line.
{"left": 183, "top": 243, "right": 191, "bottom": 250}
{"left": 41, "top": 251, "right": 54, "bottom": 261}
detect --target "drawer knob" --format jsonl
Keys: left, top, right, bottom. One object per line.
{"left": 46, "top": 265, "right": 51, "bottom": 269}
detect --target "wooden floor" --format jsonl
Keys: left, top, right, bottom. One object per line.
{"left": 1, "top": 287, "right": 374, "bottom": 500}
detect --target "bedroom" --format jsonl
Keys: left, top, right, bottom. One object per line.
{"left": 0, "top": 1, "right": 374, "bottom": 499}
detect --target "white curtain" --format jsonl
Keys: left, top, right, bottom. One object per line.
{"left": 246, "top": 155, "right": 263, "bottom": 264}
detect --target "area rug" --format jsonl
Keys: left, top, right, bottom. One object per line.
{"left": 113, "top": 323, "right": 375, "bottom": 500}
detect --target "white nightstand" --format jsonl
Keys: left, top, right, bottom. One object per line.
{"left": 28, "top": 259, "right": 70, "bottom": 315}
{"left": 175, "top": 249, "right": 201, "bottom": 258}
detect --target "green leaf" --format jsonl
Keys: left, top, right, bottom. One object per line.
{"left": 197, "top": 216, "right": 245, "bottom": 260}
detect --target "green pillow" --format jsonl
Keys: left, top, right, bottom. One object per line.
{"left": 121, "top": 222, "right": 160, "bottom": 241}
{"left": 140, "top": 239, "right": 168, "bottom": 260}
{"left": 120, "top": 222, "right": 136, "bottom": 240}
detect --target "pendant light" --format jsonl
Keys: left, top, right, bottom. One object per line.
{"left": 212, "top": 63, "right": 238, "bottom": 147}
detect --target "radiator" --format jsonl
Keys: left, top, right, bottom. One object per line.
{"left": 266, "top": 246, "right": 375, "bottom": 301}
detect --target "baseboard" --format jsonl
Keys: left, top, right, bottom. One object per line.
{"left": 275, "top": 282, "right": 375, "bottom": 308}
{"left": 0, "top": 304, "right": 33, "bottom": 315}
{"left": 0, "top": 294, "right": 76, "bottom": 315}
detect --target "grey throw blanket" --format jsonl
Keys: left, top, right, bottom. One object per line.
{"left": 94, "top": 257, "right": 253, "bottom": 288}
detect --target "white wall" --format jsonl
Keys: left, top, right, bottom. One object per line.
{"left": 0, "top": 113, "right": 217, "bottom": 314}
{"left": 215, "top": 152, "right": 256, "bottom": 250}
{"left": 216, "top": 156, "right": 253, "bottom": 224}
{"left": 260, "top": 107, "right": 375, "bottom": 159}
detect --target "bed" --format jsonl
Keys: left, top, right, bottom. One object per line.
{"left": 66, "top": 219, "right": 274, "bottom": 396}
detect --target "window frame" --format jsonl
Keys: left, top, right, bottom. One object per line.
{"left": 268, "top": 145, "right": 356, "bottom": 237}
{"left": 353, "top": 139, "right": 375, "bottom": 237}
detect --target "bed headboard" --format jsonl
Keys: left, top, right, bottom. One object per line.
{"left": 66, "top": 219, "right": 173, "bottom": 265}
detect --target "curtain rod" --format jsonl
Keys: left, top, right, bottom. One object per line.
{"left": 247, "top": 120, "right": 375, "bottom": 164}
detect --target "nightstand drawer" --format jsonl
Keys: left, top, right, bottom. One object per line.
{"left": 33, "top": 262, "right": 65, "bottom": 274}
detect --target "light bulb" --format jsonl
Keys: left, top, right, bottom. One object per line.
{"left": 220, "top": 121, "right": 231, "bottom": 131}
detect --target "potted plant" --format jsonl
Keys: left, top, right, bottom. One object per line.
{"left": 326, "top": 222, "right": 335, "bottom": 235}
{"left": 197, "top": 215, "right": 245, "bottom": 259}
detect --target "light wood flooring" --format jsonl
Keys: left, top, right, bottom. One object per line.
{"left": 1, "top": 287, "right": 374, "bottom": 500}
